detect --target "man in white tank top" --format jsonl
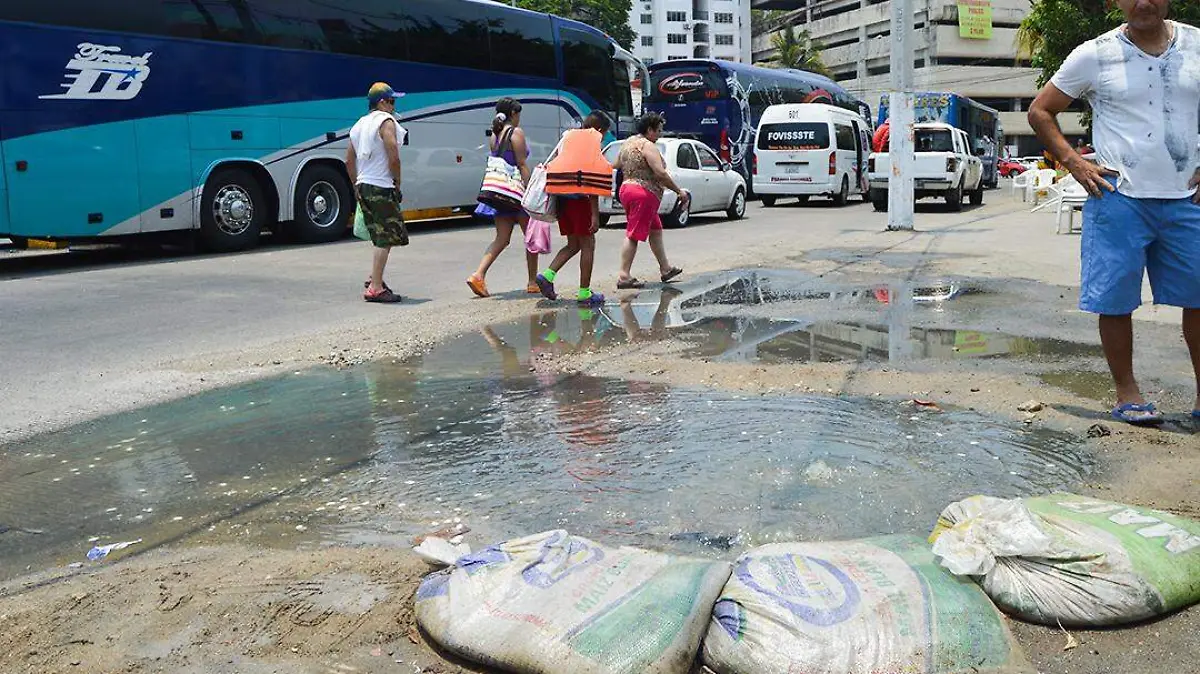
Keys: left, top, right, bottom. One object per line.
{"left": 346, "top": 82, "right": 408, "bottom": 303}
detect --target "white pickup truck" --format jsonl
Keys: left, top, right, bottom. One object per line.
{"left": 868, "top": 122, "right": 984, "bottom": 212}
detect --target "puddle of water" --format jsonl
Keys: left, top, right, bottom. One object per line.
{"left": 1, "top": 312, "right": 1093, "bottom": 578}
{"left": 1040, "top": 370, "right": 1114, "bottom": 402}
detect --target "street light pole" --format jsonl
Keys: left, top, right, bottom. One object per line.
{"left": 887, "top": 0, "right": 915, "bottom": 231}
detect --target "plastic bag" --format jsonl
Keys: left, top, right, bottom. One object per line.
{"left": 416, "top": 530, "right": 731, "bottom": 674}
{"left": 702, "top": 535, "right": 1033, "bottom": 674}
{"left": 522, "top": 165, "right": 557, "bottom": 220}
{"left": 353, "top": 204, "right": 370, "bottom": 241}
{"left": 524, "top": 217, "right": 551, "bottom": 255}
{"left": 931, "top": 493, "right": 1200, "bottom": 626}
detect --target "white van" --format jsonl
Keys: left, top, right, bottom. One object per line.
{"left": 753, "top": 103, "right": 871, "bottom": 207}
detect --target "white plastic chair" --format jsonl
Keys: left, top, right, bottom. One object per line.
{"left": 1011, "top": 171, "right": 1034, "bottom": 201}
{"left": 1029, "top": 169, "right": 1059, "bottom": 206}
{"left": 1055, "top": 177, "right": 1089, "bottom": 234}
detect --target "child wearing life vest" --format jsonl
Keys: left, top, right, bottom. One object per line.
{"left": 534, "top": 112, "right": 614, "bottom": 307}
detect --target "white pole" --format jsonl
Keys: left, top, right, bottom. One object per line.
{"left": 887, "top": 0, "right": 915, "bottom": 231}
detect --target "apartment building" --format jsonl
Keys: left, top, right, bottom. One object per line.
{"left": 750, "top": 0, "right": 1086, "bottom": 155}
{"left": 629, "top": 0, "right": 754, "bottom": 65}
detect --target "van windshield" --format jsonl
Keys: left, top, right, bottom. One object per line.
{"left": 757, "top": 123, "right": 830, "bottom": 151}
{"left": 915, "top": 129, "right": 954, "bottom": 153}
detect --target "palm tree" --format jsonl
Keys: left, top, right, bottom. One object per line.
{"left": 768, "top": 27, "right": 832, "bottom": 78}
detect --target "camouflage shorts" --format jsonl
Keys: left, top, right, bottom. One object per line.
{"left": 358, "top": 184, "right": 409, "bottom": 248}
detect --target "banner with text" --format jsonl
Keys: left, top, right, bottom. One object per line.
{"left": 958, "top": 0, "right": 993, "bottom": 40}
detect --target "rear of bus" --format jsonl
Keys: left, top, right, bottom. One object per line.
{"left": 753, "top": 106, "right": 836, "bottom": 198}
{"left": 643, "top": 61, "right": 746, "bottom": 177}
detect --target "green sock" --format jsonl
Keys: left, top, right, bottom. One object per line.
{"left": 577, "top": 287, "right": 593, "bottom": 300}
{"left": 541, "top": 269, "right": 557, "bottom": 282}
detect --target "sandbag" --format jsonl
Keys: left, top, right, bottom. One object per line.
{"left": 702, "top": 535, "right": 1031, "bottom": 674}
{"left": 930, "top": 493, "right": 1200, "bottom": 627}
{"left": 416, "top": 530, "right": 731, "bottom": 674}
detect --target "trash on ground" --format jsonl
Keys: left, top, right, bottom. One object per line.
{"left": 85, "top": 539, "right": 143, "bottom": 561}
{"left": 414, "top": 537, "right": 471, "bottom": 567}
{"left": 668, "top": 532, "right": 740, "bottom": 551}
{"left": 416, "top": 530, "right": 731, "bottom": 674}
{"left": 701, "top": 535, "right": 1033, "bottom": 674}
{"left": 908, "top": 399, "right": 942, "bottom": 411}
{"left": 930, "top": 493, "right": 1200, "bottom": 626}
{"left": 1086, "top": 423, "right": 1112, "bottom": 438}
{"left": 0, "top": 524, "right": 45, "bottom": 535}
{"left": 1017, "top": 400, "right": 1045, "bottom": 413}
{"left": 413, "top": 525, "right": 470, "bottom": 547}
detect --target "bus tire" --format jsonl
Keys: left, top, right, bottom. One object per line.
{"left": 833, "top": 176, "right": 849, "bottom": 206}
{"left": 726, "top": 188, "right": 747, "bottom": 220}
{"left": 291, "top": 164, "right": 352, "bottom": 243}
{"left": 761, "top": 195, "right": 777, "bottom": 208}
{"left": 200, "top": 167, "right": 266, "bottom": 252}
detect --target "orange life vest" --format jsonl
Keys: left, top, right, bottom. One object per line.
{"left": 543, "top": 128, "right": 614, "bottom": 197}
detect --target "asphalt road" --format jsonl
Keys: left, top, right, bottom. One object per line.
{"left": 0, "top": 192, "right": 1085, "bottom": 442}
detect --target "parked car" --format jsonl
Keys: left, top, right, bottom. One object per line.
{"left": 868, "top": 122, "right": 984, "bottom": 212}
{"left": 998, "top": 158, "right": 1027, "bottom": 178}
{"left": 753, "top": 103, "right": 871, "bottom": 207}
{"left": 599, "top": 138, "right": 747, "bottom": 227}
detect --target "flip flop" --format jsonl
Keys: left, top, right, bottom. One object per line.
{"left": 617, "top": 278, "right": 645, "bottom": 290}
{"left": 466, "top": 276, "right": 489, "bottom": 298}
{"left": 1111, "top": 402, "right": 1164, "bottom": 427}
{"left": 364, "top": 287, "right": 403, "bottom": 303}
{"left": 660, "top": 267, "right": 683, "bottom": 283}
{"left": 535, "top": 273, "right": 558, "bottom": 300}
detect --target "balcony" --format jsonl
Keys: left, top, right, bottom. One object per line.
{"left": 694, "top": 26, "right": 711, "bottom": 43}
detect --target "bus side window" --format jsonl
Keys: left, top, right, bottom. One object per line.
{"left": 489, "top": 13, "right": 556, "bottom": 79}
{"left": 404, "top": 0, "right": 491, "bottom": 71}
{"left": 164, "top": 0, "right": 259, "bottom": 44}
{"left": 561, "top": 27, "right": 616, "bottom": 116}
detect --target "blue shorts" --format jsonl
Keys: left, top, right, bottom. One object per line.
{"left": 1080, "top": 185, "right": 1200, "bottom": 315}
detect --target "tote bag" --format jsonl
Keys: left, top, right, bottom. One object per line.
{"left": 478, "top": 128, "right": 525, "bottom": 210}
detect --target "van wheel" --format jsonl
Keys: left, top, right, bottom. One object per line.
{"left": 291, "top": 164, "right": 352, "bottom": 243}
{"left": 870, "top": 189, "right": 888, "bottom": 212}
{"left": 200, "top": 167, "right": 266, "bottom": 252}
{"left": 726, "top": 188, "right": 747, "bottom": 220}
{"left": 832, "top": 176, "right": 849, "bottom": 206}
{"left": 946, "top": 179, "right": 964, "bottom": 212}
{"left": 761, "top": 195, "right": 777, "bottom": 207}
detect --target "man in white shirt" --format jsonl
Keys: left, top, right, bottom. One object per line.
{"left": 346, "top": 82, "right": 408, "bottom": 303}
{"left": 1029, "top": 0, "right": 1200, "bottom": 426}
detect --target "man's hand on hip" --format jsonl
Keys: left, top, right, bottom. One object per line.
{"left": 1189, "top": 168, "right": 1200, "bottom": 204}
{"left": 1064, "top": 154, "right": 1118, "bottom": 197}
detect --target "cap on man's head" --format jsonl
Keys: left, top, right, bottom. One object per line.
{"left": 368, "top": 82, "right": 404, "bottom": 105}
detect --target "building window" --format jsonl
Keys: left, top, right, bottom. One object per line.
{"left": 640, "top": 13, "right": 652, "bottom": 24}
{"left": 667, "top": 11, "right": 687, "bottom": 21}
{"left": 668, "top": 55, "right": 687, "bottom": 60}
{"left": 714, "top": 12, "right": 734, "bottom": 24}
{"left": 714, "top": 34, "right": 734, "bottom": 45}
{"left": 667, "top": 33, "right": 688, "bottom": 44}
{"left": 641, "top": 36, "right": 653, "bottom": 46}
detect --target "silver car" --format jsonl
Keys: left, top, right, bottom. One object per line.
{"left": 599, "top": 138, "right": 748, "bottom": 227}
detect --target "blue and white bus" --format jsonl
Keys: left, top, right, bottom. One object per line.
{"left": 877, "top": 92, "right": 1004, "bottom": 188}
{"left": 0, "top": 0, "right": 644, "bottom": 251}
{"left": 642, "top": 59, "right": 871, "bottom": 191}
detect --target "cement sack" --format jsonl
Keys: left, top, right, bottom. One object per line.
{"left": 701, "top": 535, "right": 1032, "bottom": 674}
{"left": 415, "top": 530, "right": 731, "bottom": 674}
{"left": 931, "top": 493, "right": 1200, "bottom": 626}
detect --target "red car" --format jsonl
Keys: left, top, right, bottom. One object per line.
{"left": 998, "top": 158, "right": 1026, "bottom": 178}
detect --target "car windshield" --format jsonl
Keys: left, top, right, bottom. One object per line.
{"left": 915, "top": 129, "right": 954, "bottom": 153}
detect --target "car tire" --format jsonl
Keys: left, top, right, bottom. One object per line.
{"left": 969, "top": 185, "right": 984, "bottom": 206}
{"left": 726, "top": 188, "right": 747, "bottom": 220}
{"left": 832, "top": 175, "right": 849, "bottom": 206}
{"left": 598, "top": 214, "right": 611, "bottom": 228}
{"left": 290, "top": 164, "right": 353, "bottom": 243}
{"left": 199, "top": 167, "right": 266, "bottom": 252}
{"left": 666, "top": 197, "right": 691, "bottom": 228}
{"left": 870, "top": 188, "right": 888, "bottom": 212}
{"left": 761, "top": 195, "right": 777, "bottom": 207}
{"left": 946, "top": 179, "right": 964, "bottom": 212}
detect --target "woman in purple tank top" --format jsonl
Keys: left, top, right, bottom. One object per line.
{"left": 467, "top": 98, "right": 538, "bottom": 298}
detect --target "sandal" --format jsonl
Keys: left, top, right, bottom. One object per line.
{"left": 526, "top": 283, "right": 541, "bottom": 295}
{"left": 467, "top": 276, "right": 489, "bottom": 298}
{"left": 660, "top": 267, "right": 684, "bottom": 284}
{"left": 535, "top": 273, "right": 558, "bottom": 300}
{"left": 363, "top": 280, "right": 391, "bottom": 291}
{"left": 617, "top": 278, "right": 645, "bottom": 290}
{"left": 1111, "top": 402, "right": 1164, "bottom": 427}
{"left": 364, "top": 287, "right": 403, "bottom": 303}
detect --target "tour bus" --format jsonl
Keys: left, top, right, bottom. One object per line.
{"left": 877, "top": 92, "right": 1004, "bottom": 188}
{"left": 642, "top": 59, "right": 871, "bottom": 192}
{"left": 754, "top": 103, "right": 872, "bottom": 207}
{"left": 0, "top": 0, "right": 645, "bottom": 251}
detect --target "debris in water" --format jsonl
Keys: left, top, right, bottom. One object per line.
{"left": 910, "top": 399, "right": 941, "bottom": 411}
{"left": 1018, "top": 400, "right": 1046, "bottom": 413}
{"left": 1086, "top": 423, "right": 1113, "bottom": 439}
{"left": 85, "top": 539, "right": 142, "bottom": 561}
{"left": 668, "top": 532, "right": 740, "bottom": 550}
{"left": 0, "top": 524, "right": 45, "bottom": 536}
{"left": 802, "top": 460, "right": 835, "bottom": 485}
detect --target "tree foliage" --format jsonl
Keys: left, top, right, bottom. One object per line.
{"left": 766, "top": 27, "right": 832, "bottom": 78}
{"left": 513, "top": 0, "right": 636, "bottom": 50}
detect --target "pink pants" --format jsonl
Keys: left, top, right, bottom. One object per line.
{"left": 618, "top": 183, "right": 662, "bottom": 242}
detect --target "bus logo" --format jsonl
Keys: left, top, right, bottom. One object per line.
{"left": 658, "top": 73, "right": 706, "bottom": 96}
{"left": 40, "top": 43, "right": 153, "bottom": 101}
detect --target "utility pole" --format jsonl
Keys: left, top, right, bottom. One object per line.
{"left": 887, "top": 0, "right": 915, "bottom": 231}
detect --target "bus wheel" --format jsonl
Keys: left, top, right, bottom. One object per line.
{"left": 292, "top": 164, "right": 352, "bottom": 243}
{"left": 200, "top": 168, "right": 265, "bottom": 252}
{"left": 761, "top": 195, "right": 777, "bottom": 207}
{"left": 833, "top": 176, "right": 849, "bottom": 206}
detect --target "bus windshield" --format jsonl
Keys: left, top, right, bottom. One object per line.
{"left": 648, "top": 67, "right": 728, "bottom": 102}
